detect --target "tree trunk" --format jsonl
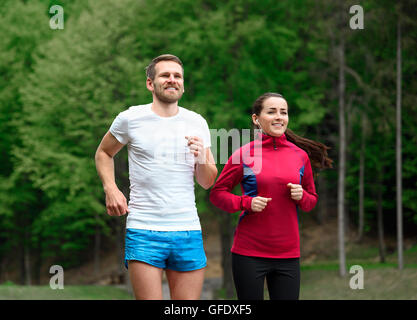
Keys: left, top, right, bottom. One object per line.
{"left": 396, "top": 14, "right": 403, "bottom": 271}
{"left": 217, "top": 209, "right": 234, "bottom": 298}
{"left": 344, "top": 95, "right": 354, "bottom": 238}
{"left": 115, "top": 218, "right": 125, "bottom": 283}
{"left": 337, "top": 35, "right": 347, "bottom": 277}
{"left": 376, "top": 165, "right": 386, "bottom": 263}
{"left": 33, "top": 236, "right": 43, "bottom": 285}
{"left": 357, "top": 112, "right": 365, "bottom": 242}
{"left": 316, "top": 172, "right": 327, "bottom": 225}
{"left": 114, "top": 148, "right": 130, "bottom": 284}
{"left": 23, "top": 233, "right": 31, "bottom": 286}
{"left": 315, "top": 125, "right": 327, "bottom": 225}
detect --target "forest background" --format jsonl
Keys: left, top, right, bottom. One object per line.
{"left": 0, "top": 0, "right": 416, "bottom": 299}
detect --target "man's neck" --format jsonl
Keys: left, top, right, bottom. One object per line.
{"left": 151, "top": 99, "right": 179, "bottom": 117}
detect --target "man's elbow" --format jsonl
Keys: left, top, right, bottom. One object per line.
{"left": 200, "top": 178, "right": 215, "bottom": 190}
{"left": 95, "top": 147, "right": 105, "bottom": 164}
{"left": 200, "top": 169, "right": 218, "bottom": 190}
{"left": 94, "top": 148, "right": 101, "bottom": 164}
{"left": 207, "top": 167, "right": 218, "bottom": 188}
{"left": 95, "top": 147, "right": 113, "bottom": 162}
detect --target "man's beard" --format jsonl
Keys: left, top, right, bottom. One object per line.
{"left": 154, "top": 82, "right": 183, "bottom": 103}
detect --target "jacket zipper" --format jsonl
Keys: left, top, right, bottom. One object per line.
{"left": 273, "top": 137, "right": 277, "bottom": 150}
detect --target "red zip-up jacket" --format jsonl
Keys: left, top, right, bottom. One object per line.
{"left": 209, "top": 133, "right": 318, "bottom": 258}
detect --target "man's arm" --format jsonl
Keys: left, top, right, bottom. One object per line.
{"left": 195, "top": 147, "right": 218, "bottom": 190}
{"left": 95, "top": 131, "right": 129, "bottom": 216}
{"left": 186, "top": 136, "right": 218, "bottom": 189}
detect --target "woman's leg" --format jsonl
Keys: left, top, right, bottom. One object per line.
{"left": 265, "top": 258, "right": 300, "bottom": 300}
{"left": 232, "top": 253, "right": 266, "bottom": 300}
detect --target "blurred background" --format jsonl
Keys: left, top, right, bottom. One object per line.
{"left": 0, "top": 0, "right": 416, "bottom": 299}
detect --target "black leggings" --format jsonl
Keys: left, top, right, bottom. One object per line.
{"left": 232, "top": 253, "right": 300, "bottom": 300}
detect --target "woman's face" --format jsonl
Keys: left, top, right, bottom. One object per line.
{"left": 252, "top": 96, "right": 289, "bottom": 137}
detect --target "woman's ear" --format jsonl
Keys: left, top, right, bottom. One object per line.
{"left": 251, "top": 114, "right": 258, "bottom": 127}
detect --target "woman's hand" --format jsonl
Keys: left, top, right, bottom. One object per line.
{"left": 287, "top": 183, "right": 303, "bottom": 201}
{"left": 251, "top": 196, "right": 272, "bottom": 212}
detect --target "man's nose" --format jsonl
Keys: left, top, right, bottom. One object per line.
{"left": 167, "top": 74, "right": 176, "bottom": 82}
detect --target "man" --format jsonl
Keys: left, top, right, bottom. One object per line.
{"left": 95, "top": 54, "right": 217, "bottom": 299}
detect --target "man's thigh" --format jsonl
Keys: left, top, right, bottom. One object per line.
{"left": 128, "top": 260, "right": 163, "bottom": 300}
{"left": 166, "top": 267, "right": 205, "bottom": 300}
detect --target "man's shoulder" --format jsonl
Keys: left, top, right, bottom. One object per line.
{"left": 179, "top": 106, "right": 207, "bottom": 122}
{"left": 118, "top": 104, "right": 151, "bottom": 119}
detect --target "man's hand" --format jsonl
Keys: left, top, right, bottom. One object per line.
{"left": 186, "top": 136, "right": 205, "bottom": 164}
{"left": 105, "top": 186, "right": 129, "bottom": 216}
{"left": 251, "top": 196, "right": 272, "bottom": 212}
{"left": 287, "top": 183, "right": 303, "bottom": 201}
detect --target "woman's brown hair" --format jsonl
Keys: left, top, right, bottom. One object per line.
{"left": 252, "top": 92, "right": 333, "bottom": 170}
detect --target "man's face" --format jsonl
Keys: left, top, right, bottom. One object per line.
{"left": 148, "top": 61, "right": 184, "bottom": 103}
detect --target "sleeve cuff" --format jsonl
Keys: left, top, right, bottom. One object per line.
{"left": 241, "top": 196, "right": 253, "bottom": 211}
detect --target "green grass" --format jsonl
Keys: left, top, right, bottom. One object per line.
{"left": 297, "top": 243, "right": 417, "bottom": 299}
{"left": 302, "top": 242, "right": 417, "bottom": 269}
{"left": 2, "top": 244, "right": 416, "bottom": 300}
{"left": 2, "top": 267, "right": 417, "bottom": 300}
{"left": 214, "top": 267, "right": 417, "bottom": 300}
{"left": 300, "top": 267, "right": 417, "bottom": 300}
{"left": 214, "top": 241, "right": 417, "bottom": 300}
{"left": 0, "top": 284, "right": 133, "bottom": 300}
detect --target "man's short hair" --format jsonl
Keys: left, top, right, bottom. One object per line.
{"left": 145, "top": 54, "right": 184, "bottom": 81}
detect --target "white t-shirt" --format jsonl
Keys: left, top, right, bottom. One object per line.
{"left": 109, "top": 103, "right": 211, "bottom": 231}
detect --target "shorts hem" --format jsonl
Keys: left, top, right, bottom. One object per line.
{"left": 126, "top": 225, "right": 202, "bottom": 232}
{"left": 166, "top": 262, "right": 207, "bottom": 272}
{"left": 125, "top": 258, "right": 165, "bottom": 270}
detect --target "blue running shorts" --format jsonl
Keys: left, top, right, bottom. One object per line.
{"left": 124, "top": 228, "right": 207, "bottom": 272}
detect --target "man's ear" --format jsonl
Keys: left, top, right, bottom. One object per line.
{"left": 146, "top": 78, "right": 154, "bottom": 92}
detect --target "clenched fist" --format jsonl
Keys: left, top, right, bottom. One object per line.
{"left": 251, "top": 196, "right": 272, "bottom": 212}
{"left": 287, "top": 183, "right": 303, "bottom": 201}
{"left": 105, "top": 186, "right": 129, "bottom": 216}
{"left": 186, "top": 136, "right": 205, "bottom": 164}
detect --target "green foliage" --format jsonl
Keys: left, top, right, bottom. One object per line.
{"left": 0, "top": 0, "right": 416, "bottom": 284}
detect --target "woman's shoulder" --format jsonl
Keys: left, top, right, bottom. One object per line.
{"left": 284, "top": 138, "right": 310, "bottom": 161}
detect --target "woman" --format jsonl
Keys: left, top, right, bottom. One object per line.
{"left": 209, "top": 92, "right": 333, "bottom": 300}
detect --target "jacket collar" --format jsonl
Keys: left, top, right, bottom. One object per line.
{"left": 255, "top": 131, "right": 287, "bottom": 148}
